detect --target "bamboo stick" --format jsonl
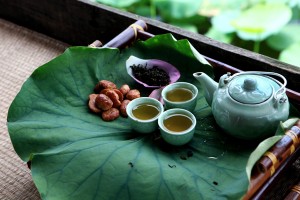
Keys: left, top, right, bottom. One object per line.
{"left": 243, "top": 120, "right": 300, "bottom": 199}
{"left": 103, "top": 20, "right": 147, "bottom": 48}
{"left": 285, "top": 182, "right": 300, "bottom": 200}
{"left": 257, "top": 123, "right": 300, "bottom": 174}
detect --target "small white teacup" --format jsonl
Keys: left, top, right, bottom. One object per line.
{"left": 127, "top": 97, "right": 164, "bottom": 134}
{"left": 158, "top": 108, "right": 196, "bottom": 146}
{"left": 161, "top": 82, "right": 198, "bottom": 112}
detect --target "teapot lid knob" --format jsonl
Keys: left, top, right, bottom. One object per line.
{"left": 243, "top": 78, "right": 257, "bottom": 91}
{"left": 228, "top": 75, "right": 273, "bottom": 104}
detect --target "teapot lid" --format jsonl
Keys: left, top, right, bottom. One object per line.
{"left": 228, "top": 75, "right": 274, "bottom": 104}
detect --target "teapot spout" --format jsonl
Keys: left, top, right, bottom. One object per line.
{"left": 193, "top": 72, "right": 218, "bottom": 106}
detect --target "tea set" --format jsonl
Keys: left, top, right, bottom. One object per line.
{"left": 126, "top": 57, "right": 290, "bottom": 145}
{"left": 193, "top": 71, "right": 289, "bottom": 140}
{"left": 127, "top": 82, "right": 198, "bottom": 145}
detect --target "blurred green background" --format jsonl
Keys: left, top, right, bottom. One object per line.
{"left": 91, "top": 0, "right": 300, "bottom": 68}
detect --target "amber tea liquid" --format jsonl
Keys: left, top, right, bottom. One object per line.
{"left": 132, "top": 104, "right": 159, "bottom": 120}
{"left": 166, "top": 88, "right": 193, "bottom": 102}
{"left": 163, "top": 114, "right": 192, "bottom": 132}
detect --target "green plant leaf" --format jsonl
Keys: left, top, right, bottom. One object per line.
{"left": 167, "top": 15, "right": 210, "bottom": 34}
{"left": 267, "top": 24, "right": 300, "bottom": 51}
{"left": 264, "top": 0, "right": 300, "bottom": 7}
{"left": 205, "top": 27, "right": 234, "bottom": 44}
{"left": 8, "top": 34, "right": 256, "bottom": 200}
{"left": 198, "top": 0, "right": 246, "bottom": 17}
{"left": 130, "top": 5, "right": 152, "bottom": 17}
{"left": 231, "top": 3, "right": 292, "bottom": 41}
{"left": 289, "top": 0, "right": 300, "bottom": 7}
{"left": 95, "top": 0, "right": 139, "bottom": 8}
{"left": 279, "top": 42, "right": 300, "bottom": 67}
{"left": 170, "top": 22, "right": 198, "bottom": 33}
{"left": 211, "top": 10, "right": 240, "bottom": 33}
{"left": 154, "top": 0, "right": 202, "bottom": 19}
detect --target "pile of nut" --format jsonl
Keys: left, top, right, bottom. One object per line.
{"left": 88, "top": 80, "right": 140, "bottom": 121}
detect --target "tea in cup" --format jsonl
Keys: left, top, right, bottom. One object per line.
{"left": 158, "top": 108, "right": 196, "bottom": 145}
{"left": 127, "top": 97, "right": 164, "bottom": 134}
{"left": 161, "top": 82, "right": 198, "bottom": 111}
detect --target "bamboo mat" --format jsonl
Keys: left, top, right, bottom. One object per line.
{"left": 0, "top": 18, "right": 69, "bottom": 200}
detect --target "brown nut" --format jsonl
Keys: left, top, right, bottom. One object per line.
{"left": 126, "top": 89, "right": 140, "bottom": 100}
{"left": 100, "top": 88, "right": 113, "bottom": 95}
{"left": 119, "top": 84, "right": 130, "bottom": 96}
{"left": 101, "top": 88, "right": 123, "bottom": 102}
{"left": 106, "top": 90, "right": 122, "bottom": 108}
{"left": 95, "top": 94, "right": 113, "bottom": 111}
{"left": 102, "top": 108, "right": 120, "bottom": 121}
{"left": 120, "top": 99, "right": 131, "bottom": 117}
{"left": 94, "top": 80, "right": 117, "bottom": 93}
{"left": 88, "top": 94, "right": 102, "bottom": 113}
{"left": 113, "top": 89, "right": 124, "bottom": 102}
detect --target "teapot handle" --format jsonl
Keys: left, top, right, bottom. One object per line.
{"left": 226, "top": 71, "right": 287, "bottom": 103}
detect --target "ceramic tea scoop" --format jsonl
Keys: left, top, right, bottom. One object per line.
{"left": 126, "top": 56, "right": 180, "bottom": 88}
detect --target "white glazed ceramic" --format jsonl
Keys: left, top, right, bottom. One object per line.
{"left": 193, "top": 71, "right": 289, "bottom": 140}
{"left": 127, "top": 97, "right": 164, "bottom": 134}
{"left": 161, "top": 82, "right": 198, "bottom": 112}
{"left": 158, "top": 108, "right": 196, "bottom": 146}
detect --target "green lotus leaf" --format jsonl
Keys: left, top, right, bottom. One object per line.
{"left": 211, "top": 10, "right": 240, "bottom": 34}
{"left": 198, "top": 0, "right": 246, "bottom": 17}
{"left": 263, "top": 0, "right": 300, "bottom": 7}
{"left": 153, "top": 0, "right": 202, "bottom": 19}
{"left": 8, "top": 34, "right": 259, "bottom": 199}
{"left": 95, "top": 0, "right": 139, "bottom": 8}
{"left": 231, "top": 3, "right": 292, "bottom": 41}
{"left": 205, "top": 27, "right": 234, "bottom": 44}
{"left": 170, "top": 23, "right": 198, "bottom": 33}
{"left": 267, "top": 24, "right": 300, "bottom": 51}
{"left": 279, "top": 42, "right": 300, "bottom": 67}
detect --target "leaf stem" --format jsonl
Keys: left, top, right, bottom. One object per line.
{"left": 150, "top": 0, "right": 156, "bottom": 19}
{"left": 254, "top": 41, "right": 260, "bottom": 53}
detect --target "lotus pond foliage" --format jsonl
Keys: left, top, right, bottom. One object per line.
{"left": 92, "top": 0, "right": 300, "bottom": 68}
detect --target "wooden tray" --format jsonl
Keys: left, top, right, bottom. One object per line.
{"left": 1, "top": 1, "right": 300, "bottom": 199}
{"left": 89, "top": 19, "right": 300, "bottom": 199}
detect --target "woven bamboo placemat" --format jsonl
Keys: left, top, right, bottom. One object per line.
{"left": 0, "top": 18, "right": 68, "bottom": 200}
